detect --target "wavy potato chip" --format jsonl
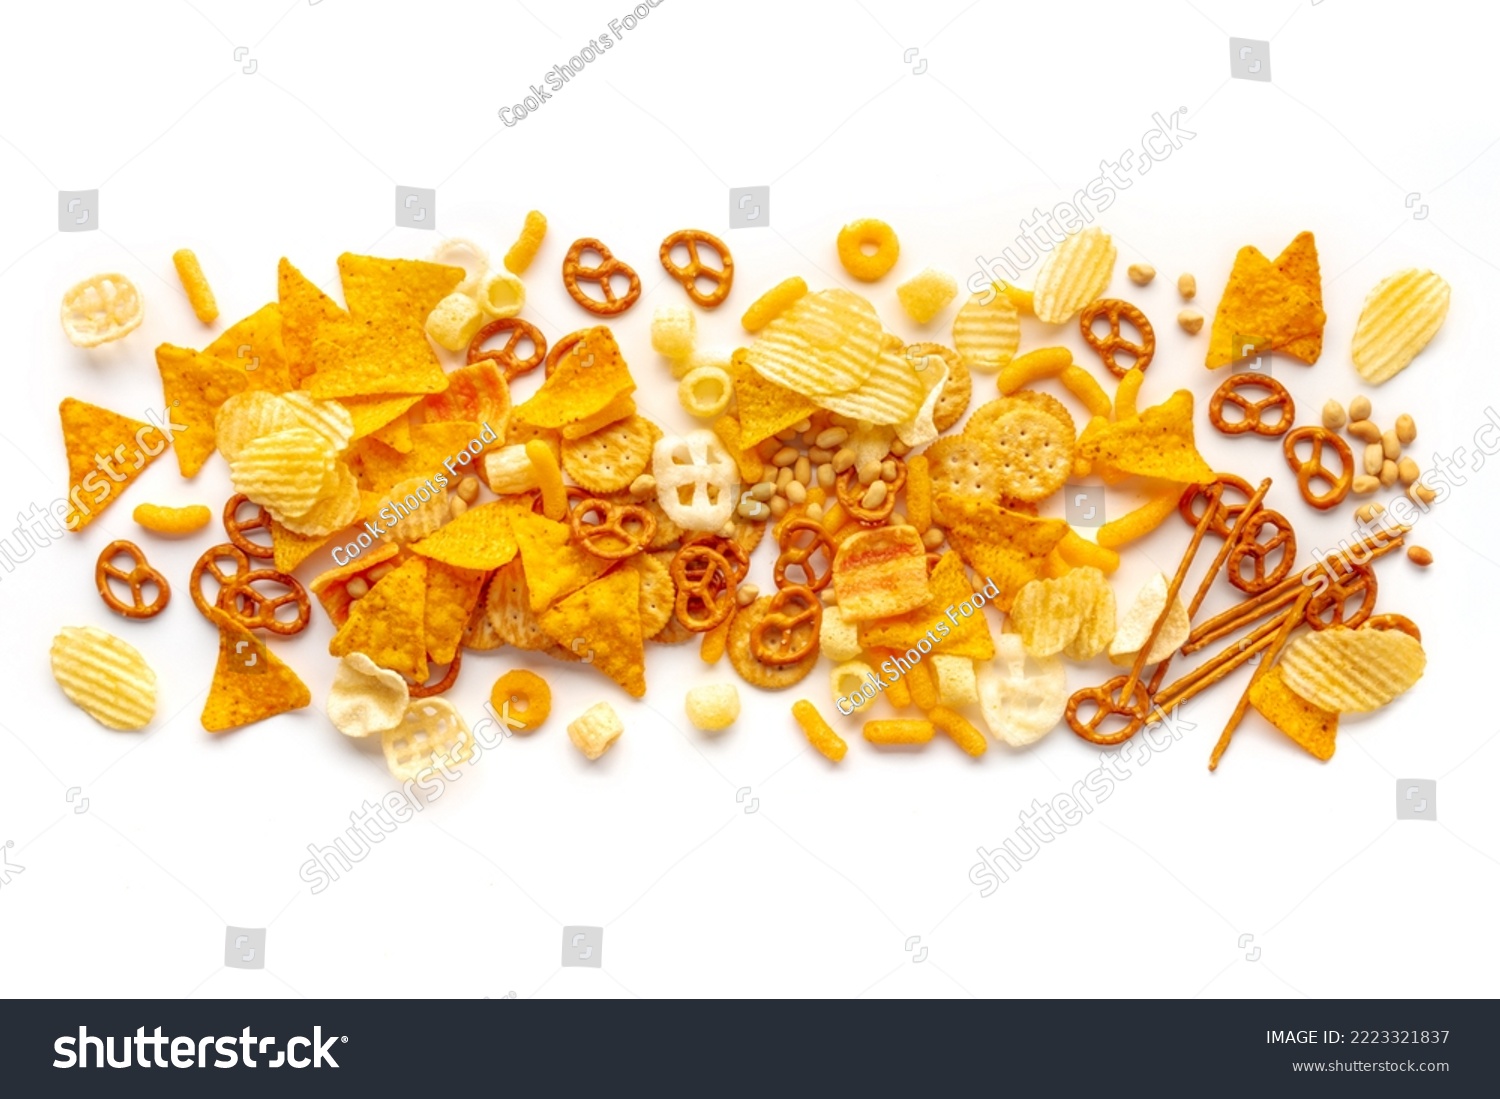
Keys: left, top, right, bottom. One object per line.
{"left": 832, "top": 525, "right": 930, "bottom": 622}
{"left": 326, "top": 652, "right": 410, "bottom": 738}
{"left": 215, "top": 392, "right": 300, "bottom": 463}
{"left": 281, "top": 391, "right": 355, "bottom": 453}
{"left": 1280, "top": 626, "right": 1426, "bottom": 714}
{"left": 1032, "top": 226, "right": 1116, "bottom": 324}
{"left": 228, "top": 426, "right": 339, "bottom": 520}
{"left": 274, "top": 462, "right": 361, "bottom": 537}
{"left": 740, "top": 288, "right": 884, "bottom": 399}
{"left": 1108, "top": 572, "right": 1190, "bottom": 665}
{"left": 50, "top": 626, "right": 157, "bottom": 730}
{"left": 905, "top": 343, "right": 970, "bottom": 434}
{"left": 938, "top": 494, "right": 1068, "bottom": 612}
{"left": 1010, "top": 566, "right": 1115, "bottom": 659}
{"left": 978, "top": 634, "right": 1066, "bottom": 746}
{"left": 817, "top": 334, "right": 926, "bottom": 425}
{"left": 1249, "top": 665, "right": 1338, "bottom": 761}
{"left": 951, "top": 291, "right": 1021, "bottom": 372}
{"left": 1350, "top": 268, "right": 1450, "bottom": 384}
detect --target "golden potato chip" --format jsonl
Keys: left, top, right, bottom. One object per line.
{"left": 951, "top": 291, "right": 1021, "bottom": 372}
{"left": 58, "top": 398, "right": 169, "bottom": 533}
{"left": 832, "top": 525, "right": 931, "bottom": 622}
{"left": 228, "top": 426, "right": 339, "bottom": 521}
{"left": 309, "top": 541, "right": 402, "bottom": 626}
{"left": 508, "top": 506, "right": 613, "bottom": 611}
{"left": 514, "top": 326, "right": 634, "bottom": 431}
{"left": 817, "top": 333, "right": 927, "bottom": 426}
{"left": 273, "top": 461, "right": 361, "bottom": 537}
{"left": 1279, "top": 626, "right": 1426, "bottom": 714}
{"left": 1032, "top": 226, "right": 1116, "bottom": 324}
{"left": 202, "top": 610, "right": 312, "bottom": 733}
{"left": 50, "top": 626, "right": 156, "bottom": 730}
{"left": 1063, "top": 567, "right": 1116, "bottom": 660}
{"left": 978, "top": 634, "right": 1066, "bottom": 746}
{"left": 410, "top": 501, "right": 517, "bottom": 570}
{"left": 567, "top": 701, "right": 624, "bottom": 761}
{"left": 384, "top": 698, "right": 474, "bottom": 779}
{"left": 1272, "top": 231, "right": 1323, "bottom": 364}
{"left": 326, "top": 652, "right": 409, "bottom": 738}
{"left": 329, "top": 555, "right": 429, "bottom": 680}
{"left": 730, "top": 349, "right": 819, "bottom": 445}
{"left": 215, "top": 392, "right": 299, "bottom": 462}
{"left": 424, "top": 561, "right": 487, "bottom": 665}
{"left": 561, "top": 414, "right": 661, "bottom": 493}
{"left": 1248, "top": 665, "right": 1338, "bottom": 761}
{"left": 1010, "top": 567, "right": 1115, "bottom": 659}
{"left": 1350, "top": 268, "right": 1450, "bottom": 384}
{"left": 896, "top": 267, "right": 958, "bottom": 324}
{"left": 1108, "top": 572, "right": 1190, "bottom": 664}
{"left": 625, "top": 551, "right": 675, "bottom": 639}
{"left": 859, "top": 551, "right": 996, "bottom": 659}
{"left": 938, "top": 494, "right": 1068, "bottom": 612}
{"left": 1081, "top": 389, "right": 1214, "bottom": 484}
{"left": 740, "top": 288, "right": 883, "bottom": 398}
{"left": 930, "top": 653, "right": 979, "bottom": 707}
{"left": 1205, "top": 245, "right": 1326, "bottom": 368}
{"left": 894, "top": 355, "right": 950, "bottom": 452}
{"left": 540, "top": 569, "right": 648, "bottom": 698}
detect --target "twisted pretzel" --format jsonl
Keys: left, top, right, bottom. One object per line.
{"left": 669, "top": 544, "right": 737, "bottom": 632}
{"left": 95, "top": 540, "right": 170, "bottom": 619}
{"left": 1179, "top": 474, "right": 1253, "bottom": 538}
{"left": 1282, "top": 426, "right": 1353, "bottom": 510}
{"left": 407, "top": 650, "right": 462, "bottom": 699}
{"left": 1209, "top": 373, "right": 1295, "bottom": 438}
{"left": 682, "top": 533, "right": 750, "bottom": 585}
{"left": 1364, "top": 613, "right": 1420, "bottom": 642}
{"left": 219, "top": 568, "right": 311, "bottom": 636}
{"left": 835, "top": 459, "right": 906, "bottom": 525}
{"left": 1305, "top": 561, "right": 1376, "bottom": 630}
{"left": 1227, "top": 510, "right": 1296, "bottom": 594}
{"left": 562, "top": 237, "right": 641, "bottom": 316}
{"left": 190, "top": 543, "right": 251, "bottom": 621}
{"left": 1065, "top": 675, "right": 1154, "bottom": 746}
{"left": 750, "top": 584, "right": 821, "bottom": 666}
{"left": 659, "top": 229, "right": 734, "bottom": 308}
{"left": 1079, "top": 298, "right": 1155, "bottom": 377}
{"left": 543, "top": 329, "right": 588, "bottom": 378}
{"left": 467, "top": 317, "right": 546, "bottom": 380}
{"left": 570, "top": 496, "right": 655, "bottom": 560}
{"left": 223, "top": 493, "right": 275, "bottom": 559}
{"left": 774, "top": 518, "right": 836, "bottom": 591}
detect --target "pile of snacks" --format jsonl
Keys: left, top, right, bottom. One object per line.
{"left": 48, "top": 213, "right": 1446, "bottom": 773}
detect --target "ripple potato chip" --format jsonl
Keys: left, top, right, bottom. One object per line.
{"left": 739, "top": 288, "right": 882, "bottom": 398}
{"left": 978, "top": 634, "right": 1066, "bottom": 746}
{"left": 1350, "top": 268, "right": 1450, "bottom": 384}
{"left": 951, "top": 291, "right": 1021, "bottom": 372}
{"left": 1032, "top": 226, "right": 1116, "bottom": 324}
{"left": 1279, "top": 625, "right": 1426, "bottom": 714}
{"left": 50, "top": 626, "right": 156, "bottom": 730}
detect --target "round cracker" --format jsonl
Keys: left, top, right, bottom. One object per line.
{"left": 485, "top": 560, "right": 552, "bottom": 651}
{"left": 907, "top": 343, "right": 971, "bottom": 433}
{"left": 561, "top": 414, "right": 662, "bottom": 494}
{"left": 982, "top": 406, "right": 1074, "bottom": 502}
{"left": 923, "top": 434, "right": 1039, "bottom": 523}
{"left": 966, "top": 391, "right": 1076, "bottom": 444}
{"left": 727, "top": 596, "right": 817, "bottom": 690}
{"left": 462, "top": 571, "right": 504, "bottom": 650}
{"left": 623, "top": 551, "right": 674, "bottom": 639}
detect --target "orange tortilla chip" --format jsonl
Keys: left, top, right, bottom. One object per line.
{"left": 309, "top": 541, "right": 403, "bottom": 626}
{"left": 1206, "top": 245, "right": 1326, "bottom": 368}
{"left": 859, "top": 551, "right": 996, "bottom": 659}
{"left": 559, "top": 393, "right": 636, "bottom": 441}
{"left": 539, "top": 569, "right": 647, "bottom": 698}
{"left": 507, "top": 505, "right": 613, "bottom": 611}
{"left": 339, "top": 393, "right": 422, "bottom": 442}
{"left": 1272, "top": 231, "right": 1323, "bottom": 364}
{"left": 346, "top": 421, "right": 487, "bottom": 496}
{"left": 154, "top": 342, "right": 248, "bottom": 478}
{"left": 336, "top": 253, "right": 463, "bottom": 326}
{"left": 329, "top": 555, "right": 429, "bottom": 680}
{"left": 278, "top": 258, "right": 346, "bottom": 389}
{"left": 424, "top": 561, "right": 487, "bottom": 665}
{"left": 731, "top": 349, "right": 818, "bottom": 445}
{"left": 59, "top": 398, "right": 167, "bottom": 532}
{"left": 937, "top": 494, "right": 1069, "bottom": 611}
{"left": 514, "top": 327, "right": 634, "bottom": 430}
{"left": 202, "top": 609, "right": 312, "bottom": 732}
{"left": 712, "top": 414, "right": 765, "bottom": 484}
{"left": 1249, "top": 665, "right": 1339, "bottom": 761}
{"left": 409, "top": 501, "right": 517, "bottom": 570}
{"left": 1081, "top": 390, "right": 1214, "bottom": 484}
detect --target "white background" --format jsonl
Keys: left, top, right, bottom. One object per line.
{"left": 1, "top": 0, "right": 1497, "bottom": 999}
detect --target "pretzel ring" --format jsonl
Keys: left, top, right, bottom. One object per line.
{"left": 1282, "top": 426, "right": 1353, "bottom": 510}
{"left": 1209, "top": 373, "right": 1295, "bottom": 438}
{"left": 682, "top": 533, "right": 750, "bottom": 585}
{"left": 219, "top": 568, "right": 312, "bottom": 636}
{"left": 223, "top": 493, "right": 275, "bottom": 559}
{"left": 467, "top": 317, "right": 546, "bottom": 380}
{"left": 1179, "top": 474, "right": 1253, "bottom": 538}
{"left": 190, "top": 543, "right": 251, "bottom": 621}
{"left": 659, "top": 229, "right": 734, "bottom": 308}
{"left": 835, "top": 459, "right": 906, "bottom": 525}
{"left": 750, "top": 584, "right": 821, "bottom": 666}
{"left": 1227, "top": 510, "right": 1296, "bottom": 594}
{"left": 570, "top": 496, "right": 655, "bottom": 560}
{"left": 1306, "top": 561, "right": 1376, "bottom": 631}
{"left": 562, "top": 237, "right": 641, "bottom": 316}
{"left": 1066, "top": 676, "right": 1153, "bottom": 745}
{"left": 406, "top": 650, "right": 462, "bottom": 699}
{"left": 543, "top": 329, "right": 588, "bottom": 378}
{"left": 1079, "top": 298, "right": 1155, "bottom": 378}
{"left": 1363, "top": 613, "right": 1421, "bottom": 642}
{"left": 95, "top": 540, "right": 170, "bottom": 619}
{"left": 774, "top": 518, "right": 836, "bottom": 591}
{"left": 670, "top": 544, "right": 737, "bottom": 632}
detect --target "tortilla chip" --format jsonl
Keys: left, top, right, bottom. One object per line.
{"left": 1081, "top": 390, "right": 1215, "bottom": 483}
{"left": 278, "top": 258, "right": 346, "bottom": 389}
{"left": 507, "top": 506, "right": 613, "bottom": 611}
{"left": 1272, "top": 232, "right": 1323, "bottom": 364}
{"left": 423, "top": 561, "right": 487, "bottom": 665}
{"left": 1249, "top": 665, "right": 1339, "bottom": 761}
{"left": 336, "top": 253, "right": 464, "bottom": 327}
{"left": 712, "top": 414, "right": 765, "bottom": 484}
{"left": 59, "top": 398, "right": 167, "bottom": 532}
{"left": 329, "top": 555, "right": 429, "bottom": 680}
{"left": 937, "top": 494, "right": 1070, "bottom": 612}
{"left": 1206, "top": 245, "right": 1326, "bottom": 369}
{"left": 202, "top": 610, "right": 312, "bottom": 732}
{"left": 409, "top": 501, "right": 517, "bottom": 570}
{"left": 346, "top": 421, "right": 486, "bottom": 496}
{"left": 514, "top": 326, "right": 635, "bottom": 430}
{"left": 730, "top": 348, "right": 818, "bottom": 445}
{"left": 155, "top": 342, "right": 248, "bottom": 478}
{"left": 338, "top": 393, "right": 422, "bottom": 441}
{"left": 859, "top": 551, "right": 996, "bottom": 659}
{"left": 539, "top": 568, "right": 647, "bottom": 698}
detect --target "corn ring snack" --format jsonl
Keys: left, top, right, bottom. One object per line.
{"left": 678, "top": 364, "right": 733, "bottom": 419}
{"left": 831, "top": 660, "right": 878, "bottom": 715}
{"left": 490, "top": 669, "right": 552, "bottom": 733}
{"left": 1060, "top": 365, "right": 1112, "bottom": 419}
{"left": 429, "top": 237, "right": 489, "bottom": 296}
{"left": 1096, "top": 488, "right": 1180, "bottom": 550}
{"left": 904, "top": 454, "right": 932, "bottom": 534}
{"left": 792, "top": 698, "right": 847, "bottom": 762}
{"left": 836, "top": 218, "right": 899, "bottom": 282}
{"left": 171, "top": 249, "right": 218, "bottom": 324}
{"left": 741, "top": 276, "right": 808, "bottom": 332}
{"left": 503, "top": 210, "right": 547, "bottom": 274}
{"left": 133, "top": 502, "right": 210, "bottom": 537}
{"left": 1057, "top": 530, "right": 1120, "bottom": 575}
{"left": 526, "top": 439, "right": 567, "bottom": 521}
{"left": 863, "top": 719, "right": 934, "bottom": 745}
{"left": 1114, "top": 367, "right": 1145, "bottom": 421}
{"left": 477, "top": 270, "right": 526, "bottom": 320}
{"left": 928, "top": 705, "right": 988, "bottom": 757}
{"left": 997, "top": 347, "right": 1072, "bottom": 395}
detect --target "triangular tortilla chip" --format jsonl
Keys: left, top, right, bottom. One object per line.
{"left": 1272, "top": 231, "right": 1323, "bottom": 364}
{"left": 155, "top": 342, "right": 249, "bottom": 478}
{"left": 424, "top": 561, "right": 487, "bottom": 665}
{"left": 507, "top": 506, "right": 614, "bottom": 611}
{"left": 731, "top": 348, "right": 818, "bottom": 445}
{"left": 1205, "top": 245, "right": 1326, "bottom": 368}
{"left": 59, "top": 398, "right": 168, "bottom": 532}
{"left": 369, "top": 407, "right": 415, "bottom": 452}
{"left": 539, "top": 568, "right": 647, "bottom": 698}
{"left": 1249, "top": 664, "right": 1339, "bottom": 761}
{"left": 306, "top": 323, "right": 451, "bottom": 400}
{"left": 1080, "top": 390, "right": 1215, "bottom": 484}
{"left": 202, "top": 611, "right": 312, "bottom": 732}
{"left": 859, "top": 551, "right": 996, "bottom": 659}
{"left": 409, "top": 501, "right": 517, "bottom": 570}
{"left": 514, "top": 327, "right": 634, "bottom": 430}
{"left": 336, "top": 253, "right": 463, "bottom": 326}
{"left": 345, "top": 421, "right": 487, "bottom": 496}
{"left": 278, "top": 258, "right": 347, "bottom": 389}
{"left": 337, "top": 393, "right": 422, "bottom": 442}
{"left": 329, "top": 555, "right": 429, "bottom": 680}
{"left": 937, "top": 494, "right": 1069, "bottom": 612}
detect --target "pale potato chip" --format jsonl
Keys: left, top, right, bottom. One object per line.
{"left": 281, "top": 390, "right": 355, "bottom": 454}
{"left": 1062, "top": 567, "right": 1116, "bottom": 661}
{"left": 740, "top": 288, "right": 882, "bottom": 398}
{"left": 1108, "top": 572, "right": 1190, "bottom": 664}
{"left": 930, "top": 653, "right": 979, "bottom": 707}
{"left": 275, "top": 461, "right": 360, "bottom": 536}
{"left": 326, "top": 652, "right": 409, "bottom": 738}
{"left": 894, "top": 357, "right": 950, "bottom": 450}
{"left": 1031, "top": 226, "right": 1116, "bottom": 324}
{"left": 817, "top": 333, "right": 926, "bottom": 425}
{"left": 1009, "top": 576, "right": 1082, "bottom": 657}
{"left": 1280, "top": 626, "right": 1426, "bottom": 714}
{"left": 50, "top": 626, "right": 157, "bottom": 731}
{"left": 383, "top": 698, "right": 474, "bottom": 779}
{"left": 215, "top": 392, "right": 300, "bottom": 463}
{"left": 228, "top": 426, "right": 338, "bottom": 521}
{"left": 1350, "top": 268, "right": 1450, "bottom": 384}
{"left": 951, "top": 291, "right": 1021, "bottom": 372}
{"left": 978, "top": 634, "right": 1066, "bottom": 746}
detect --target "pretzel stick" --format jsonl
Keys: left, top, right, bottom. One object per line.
{"left": 1152, "top": 614, "right": 1286, "bottom": 715}
{"left": 1208, "top": 588, "right": 1314, "bottom": 771}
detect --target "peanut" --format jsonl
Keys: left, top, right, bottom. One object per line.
{"left": 457, "top": 475, "right": 480, "bottom": 504}
{"left": 736, "top": 583, "right": 760, "bottom": 607}
{"left": 857, "top": 459, "right": 881, "bottom": 486}
{"left": 1381, "top": 429, "right": 1401, "bottom": 461}
{"left": 1379, "top": 459, "right": 1398, "bottom": 487}
{"left": 861, "top": 481, "right": 888, "bottom": 509}
{"left": 449, "top": 496, "right": 468, "bottom": 520}
{"left": 772, "top": 446, "right": 799, "bottom": 467}
{"left": 1397, "top": 457, "right": 1420, "bottom": 485}
{"left": 816, "top": 427, "right": 848, "bottom": 449}
{"left": 921, "top": 528, "right": 945, "bottom": 550}
{"left": 750, "top": 481, "right": 776, "bottom": 502}
{"left": 1321, "top": 400, "right": 1347, "bottom": 431}
{"left": 1347, "top": 419, "right": 1381, "bottom": 444}
{"left": 1409, "top": 483, "right": 1437, "bottom": 505}
{"left": 1363, "top": 443, "right": 1384, "bottom": 476}
{"left": 1177, "top": 273, "right": 1197, "bottom": 299}
{"left": 785, "top": 481, "right": 808, "bottom": 505}
{"left": 345, "top": 577, "right": 369, "bottom": 599}
{"left": 1349, "top": 395, "right": 1372, "bottom": 422}
{"left": 1395, "top": 413, "right": 1417, "bottom": 445}
{"left": 1351, "top": 475, "right": 1381, "bottom": 496}
{"left": 794, "top": 456, "right": 811, "bottom": 485}
{"left": 1177, "top": 308, "right": 1204, "bottom": 335}
{"left": 817, "top": 463, "right": 835, "bottom": 489}
{"left": 832, "top": 448, "right": 856, "bottom": 473}
{"left": 1127, "top": 263, "right": 1156, "bottom": 286}
{"left": 1406, "top": 546, "right": 1433, "bottom": 567}
{"left": 768, "top": 496, "right": 789, "bottom": 519}
{"left": 1353, "top": 502, "right": 1385, "bottom": 525}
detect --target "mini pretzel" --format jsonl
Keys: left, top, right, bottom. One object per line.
{"left": 1179, "top": 474, "right": 1253, "bottom": 538}
{"left": 682, "top": 533, "right": 750, "bottom": 585}
{"left": 562, "top": 237, "right": 641, "bottom": 316}
{"left": 190, "top": 543, "right": 250, "bottom": 621}
{"left": 835, "top": 459, "right": 906, "bottom": 525}
{"left": 750, "top": 584, "right": 821, "bottom": 666}
{"left": 1209, "top": 373, "right": 1295, "bottom": 438}
{"left": 1364, "top": 613, "right": 1421, "bottom": 642}
{"left": 659, "top": 229, "right": 734, "bottom": 308}
{"left": 543, "top": 329, "right": 587, "bottom": 377}
{"left": 1305, "top": 561, "right": 1376, "bottom": 630}
{"left": 223, "top": 494, "right": 275, "bottom": 559}
{"left": 670, "top": 544, "right": 736, "bottom": 632}
{"left": 1066, "top": 675, "right": 1154, "bottom": 746}
{"left": 95, "top": 540, "right": 170, "bottom": 619}
{"left": 407, "top": 650, "right": 462, "bottom": 699}
{"left": 219, "top": 568, "right": 312, "bottom": 636}
{"left": 467, "top": 317, "right": 546, "bottom": 380}
{"left": 1079, "top": 298, "right": 1155, "bottom": 378}
{"left": 1227, "top": 510, "right": 1296, "bottom": 594}
{"left": 1282, "top": 426, "right": 1353, "bottom": 510}
{"left": 774, "top": 518, "right": 836, "bottom": 591}
{"left": 570, "top": 496, "right": 655, "bottom": 560}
